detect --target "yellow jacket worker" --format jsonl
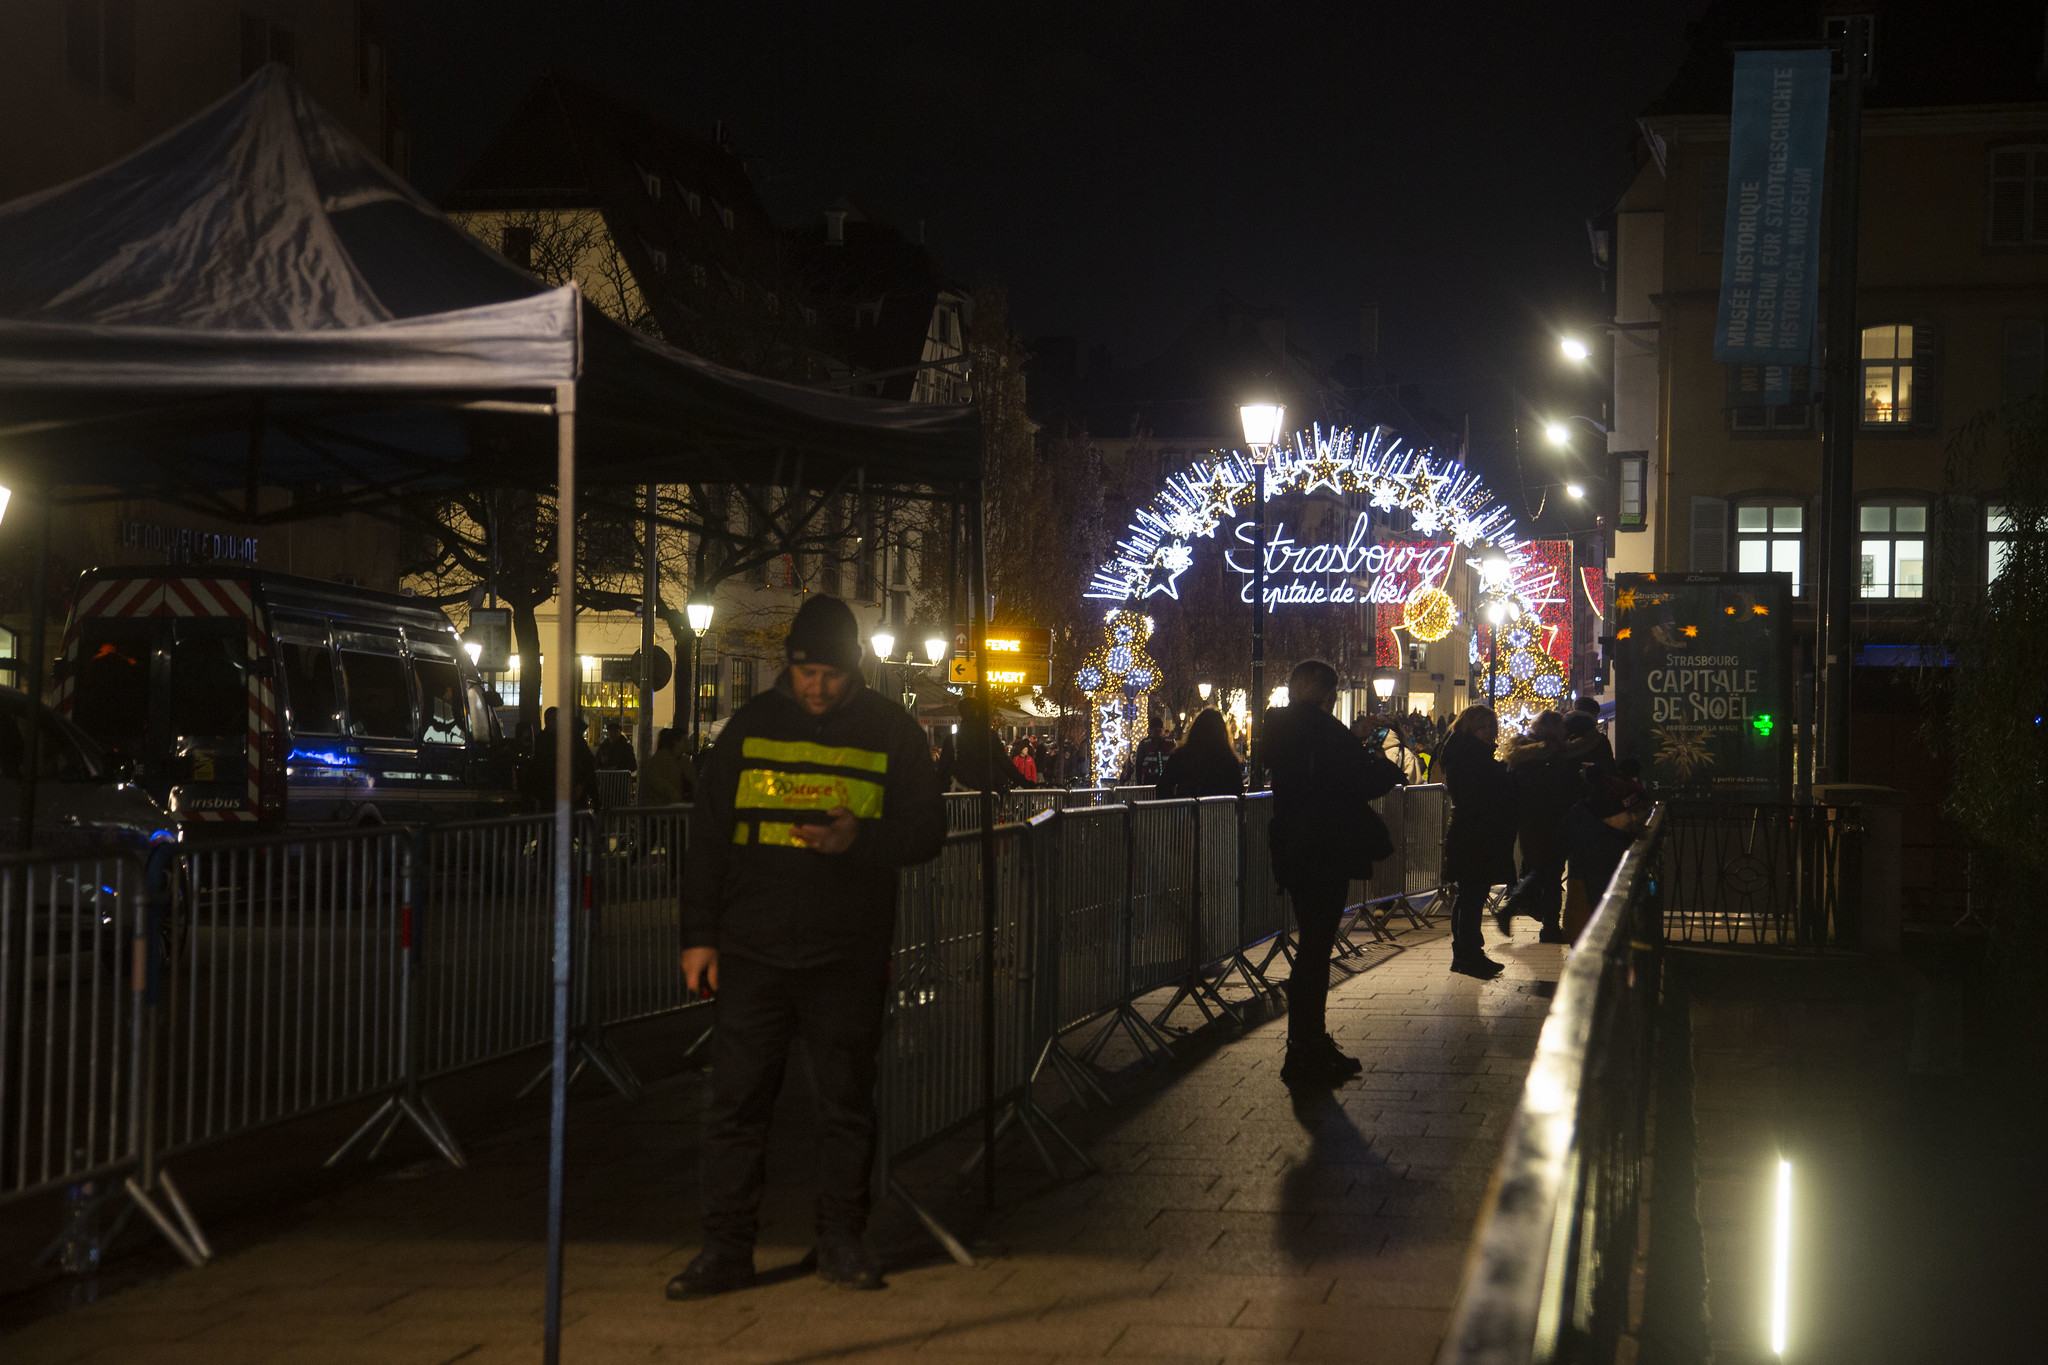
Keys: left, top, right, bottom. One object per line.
{"left": 670, "top": 596, "right": 945, "bottom": 1298}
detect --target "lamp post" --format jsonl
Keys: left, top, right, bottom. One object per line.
{"left": 1479, "top": 554, "right": 1511, "bottom": 713}
{"left": 686, "top": 593, "right": 714, "bottom": 753}
{"left": 871, "top": 625, "right": 896, "bottom": 700}
{"left": 1239, "top": 401, "right": 1284, "bottom": 783}
{"left": 1372, "top": 674, "right": 1397, "bottom": 715}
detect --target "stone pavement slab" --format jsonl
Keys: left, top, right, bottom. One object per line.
{"left": 0, "top": 920, "right": 1563, "bottom": 1365}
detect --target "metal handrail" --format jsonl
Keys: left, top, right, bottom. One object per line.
{"left": 1435, "top": 804, "right": 1667, "bottom": 1365}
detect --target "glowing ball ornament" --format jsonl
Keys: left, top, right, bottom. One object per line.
{"left": 1401, "top": 584, "right": 1458, "bottom": 643}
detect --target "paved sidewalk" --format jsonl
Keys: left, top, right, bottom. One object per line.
{"left": 2, "top": 920, "right": 1564, "bottom": 1365}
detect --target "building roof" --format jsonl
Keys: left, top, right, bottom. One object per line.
{"left": 788, "top": 204, "right": 965, "bottom": 401}
{"left": 442, "top": 73, "right": 823, "bottom": 378}
{"left": 1643, "top": 0, "right": 2048, "bottom": 119}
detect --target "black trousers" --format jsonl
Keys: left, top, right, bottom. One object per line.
{"left": 1520, "top": 858, "right": 1564, "bottom": 931}
{"left": 1451, "top": 881, "right": 1492, "bottom": 957}
{"left": 700, "top": 952, "right": 889, "bottom": 1255}
{"left": 1282, "top": 872, "right": 1349, "bottom": 1046}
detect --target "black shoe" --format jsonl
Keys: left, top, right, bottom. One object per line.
{"left": 665, "top": 1248, "right": 755, "bottom": 1299}
{"left": 814, "top": 1236, "right": 885, "bottom": 1290}
{"left": 1537, "top": 926, "right": 1572, "bottom": 945}
{"left": 1280, "top": 1033, "right": 1361, "bottom": 1087}
{"left": 1493, "top": 905, "right": 1515, "bottom": 939}
{"left": 1451, "top": 953, "right": 1506, "bottom": 980}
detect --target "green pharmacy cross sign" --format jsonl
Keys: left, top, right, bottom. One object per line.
{"left": 1611, "top": 573, "right": 1792, "bottom": 801}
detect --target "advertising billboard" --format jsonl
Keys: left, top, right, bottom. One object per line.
{"left": 1612, "top": 572, "right": 1791, "bottom": 801}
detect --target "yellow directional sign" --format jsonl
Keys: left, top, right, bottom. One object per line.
{"left": 950, "top": 655, "right": 1050, "bottom": 688}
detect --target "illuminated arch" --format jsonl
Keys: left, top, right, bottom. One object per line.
{"left": 1076, "top": 425, "right": 1566, "bottom": 780}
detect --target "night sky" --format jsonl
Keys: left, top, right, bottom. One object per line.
{"left": 391, "top": 2, "right": 1702, "bottom": 459}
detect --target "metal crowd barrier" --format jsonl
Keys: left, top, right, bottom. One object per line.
{"left": 5, "top": 777, "right": 1455, "bottom": 1279}
{"left": 0, "top": 851, "right": 148, "bottom": 1210}
{"left": 1657, "top": 801, "right": 1847, "bottom": 948}
{"left": 1436, "top": 807, "right": 1667, "bottom": 1365}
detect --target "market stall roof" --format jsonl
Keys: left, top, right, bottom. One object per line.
{"left": 0, "top": 66, "right": 979, "bottom": 512}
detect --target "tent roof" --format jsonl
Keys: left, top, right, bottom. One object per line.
{"left": 0, "top": 67, "right": 979, "bottom": 507}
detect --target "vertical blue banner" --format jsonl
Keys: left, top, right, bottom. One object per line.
{"left": 1713, "top": 50, "right": 1831, "bottom": 366}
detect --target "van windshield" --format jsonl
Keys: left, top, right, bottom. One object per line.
{"left": 169, "top": 626, "right": 247, "bottom": 740}
{"left": 72, "top": 626, "right": 152, "bottom": 749}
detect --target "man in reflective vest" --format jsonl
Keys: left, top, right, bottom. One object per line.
{"left": 668, "top": 596, "right": 946, "bottom": 1298}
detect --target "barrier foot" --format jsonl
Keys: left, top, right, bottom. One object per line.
{"left": 1230, "top": 948, "right": 1281, "bottom": 1002}
{"left": 1015, "top": 1096, "right": 1098, "bottom": 1176}
{"left": 123, "top": 1169, "right": 212, "bottom": 1268}
{"left": 327, "top": 1091, "right": 467, "bottom": 1171}
{"left": 325, "top": 1095, "right": 400, "bottom": 1168}
{"left": 399, "top": 1092, "right": 469, "bottom": 1170}
{"left": 957, "top": 1107, "right": 1021, "bottom": 1177}
{"left": 518, "top": 1030, "right": 639, "bottom": 1103}
{"left": 1033, "top": 1037, "right": 1111, "bottom": 1109}
{"left": 887, "top": 1175, "right": 975, "bottom": 1268}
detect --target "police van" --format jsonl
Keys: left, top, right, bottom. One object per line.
{"left": 55, "top": 569, "right": 519, "bottom": 829}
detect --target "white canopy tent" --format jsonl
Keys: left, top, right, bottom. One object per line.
{"left": 0, "top": 67, "right": 991, "bottom": 1358}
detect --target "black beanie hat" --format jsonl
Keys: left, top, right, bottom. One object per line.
{"left": 786, "top": 595, "right": 865, "bottom": 673}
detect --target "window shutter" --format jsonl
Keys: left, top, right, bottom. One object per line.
{"left": 1691, "top": 496, "right": 1728, "bottom": 571}
{"left": 2003, "top": 319, "right": 2045, "bottom": 406}
{"left": 1911, "top": 317, "right": 1941, "bottom": 430}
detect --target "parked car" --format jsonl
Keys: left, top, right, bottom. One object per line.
{"left": 0, "top": 685, "right": 173, "bottom": 857}
{"left": 55, "top": 569, "right": 520, "bottom": 830}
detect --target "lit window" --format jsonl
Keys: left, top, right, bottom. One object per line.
{"left": 1735, "top": 501, "right": 1804, "bottom": 595}
{"left": 1861, "top": 325, "right": 1913, "bottom": 425}
{"left": 1988, "top": 504, "right": 2013, "bottom": 584}
{"left": 1617, "top": 454, "right": 1647, "bottom": 529}
{"left": 1858, "top": 501, "right": 1927, "bottom": 599}
{"left": 1989, "top": 146, "right": 2048, "bottom": 246}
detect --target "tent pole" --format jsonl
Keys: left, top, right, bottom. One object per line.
{"left": 543, "top": 381, "right": 577, "bottom": 1365}
{"left": 640, "top": 482, "right": 657, "bottom": 765}
{"left": 18, "top": 489, "right": 49, "bottom": 851}
{"left": 967, "top": 479, "right": 996, "bottom": 1209}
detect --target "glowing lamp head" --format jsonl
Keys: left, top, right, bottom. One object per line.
{"left": 1544, "top": 421, "right": 1571, "bottom": 447}
{"left": 1238, "top": 402, "right": 1285, "bottom": 448}
{"left": 924, "top": 635, "right": 946, "bottom": 664}
{"left": 463, "top": 640, "right": 483, "bottom": 666}
{"left": 870, "top": 630, "right": 895, "bottom": 661}
{"left": 1372, "top": 676, "right": 1397, "bottom": 700}
{"left": 1560, "top": 336, "right": 1590, "bottom": 362}
{"left": 686, "top": 598, "right": 715, "bottom": 633}
{"left": 1197, "top": 681, "right": 1213, "bottom": 701}
{"left": 1481, "top": 555, "right": 1510, "bottom": 586}
{"left": 0, "top": 485, "right": 11, "bottom": 527}
{"left": 1566, "top": 482, "right": 1587, "bottom": 499}
{"left": 1486, "top": 602, "right": 1508, "bottom": 624}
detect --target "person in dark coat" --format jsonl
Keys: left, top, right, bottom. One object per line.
{"left": 670, "top": 596, "right": 946, "bottom": 1299}
{"left": 1563, "top": 774, "right": 1649, "bottom": 931}
{"left": 1501, "top": 711, "right": 1585, "bottom": 943}
{"left": 595, "top": 719, "right": 638, "bottom": 772}
{"left": 1438, "top": 704, "right": 1514, "bottom": 978}
{"left": 1264, "top": 659, "right": 1405, "bottom": 1087}
{"left": 1156, "top": 707, "right": 1245, "bottom": 799}
{"left": 1565, "top": 704, "right": 1617, "bottom": 777}
{"left": 531, "top": 707, "right": 601, "bottom": 810}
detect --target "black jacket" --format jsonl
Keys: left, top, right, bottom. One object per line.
{"left": 1264, "top": 702, "right": 1405, "bottom": 883}
{"left": 680, "top": 673, "right": 946, "bottom": 968}
{"left": 1439, "top": 730, "right": 1517, "bottom": 887}
{"left": 1564, "top": 803, "right": 1635, "bottom": 905}
{"left": 1157, "top": 744, "right": 1245, "bottom": 800}
{"left": 1504, "top": 736, "right": 1590, "bottom": 868}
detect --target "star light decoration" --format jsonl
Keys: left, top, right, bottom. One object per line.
{"left": 1073, "top": 423, "right": 1538, "bottom": 780}
{"left": 1077, "top": 608, "right": 1160, "bottom": 780}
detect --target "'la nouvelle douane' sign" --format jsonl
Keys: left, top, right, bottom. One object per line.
{"left": 1612, "top": 573, "right": 1791, "bottom": 801}
{"left": 1713, "top": 49, "right": 1831, "bottom": 374}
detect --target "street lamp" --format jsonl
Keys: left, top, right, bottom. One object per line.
{"left": 1197, "top": 680, "right": 1213, "bottom": 703}
{"left": 1566, "top": 482, "right": 1587, "bottom": 499}
{"left": 1372, "top": 675, "right": 1397, "bottom": 713}
{"left": 686, "top": 593, "right": 715, "bottom": 752}
{"left": 1239, "top": 401, "right": 1284, "bottom": 784}
{"left": 871, "top": 626, "right": 896, "bottom": 697}
{"left": 923, "top": 634, "right": 946, "bottom": 666}
{"left": 1559, "top": 336, "right": 1591, "bottom": 363}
